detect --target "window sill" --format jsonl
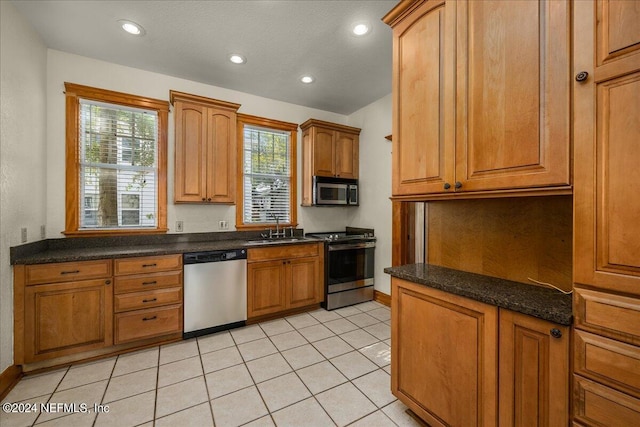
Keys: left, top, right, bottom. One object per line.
{"left": 63, "top": 228, "right": 169, "bottom": 238}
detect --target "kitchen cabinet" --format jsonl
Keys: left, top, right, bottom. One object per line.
{"left": 113, "top": 254, "right": 183, "bottom": 344}
{"left": 392, "top": 277, "right": 498, "bottom": 426}
{"left": 572, "top": 0, "right": 640, "bottom": 425}
{"left": 171, "top": 91, "right": 241, "bottom": 204}
{"left": 391, "top": 277, "right": 569, "bottom": 426}
{"left": 300, "top": 119, "right": 360, "bottom": 206}
{"left": 499, "top": 309, "right": 569, "bottom": 427}
{"left": 383, "top": 0, "right": 571, "bottom": 198}
{"left": 16, "top": 260, "right": 113, "bottom": 364}
{"left": 247, "top": 243, "right": 324, "bottom": 319}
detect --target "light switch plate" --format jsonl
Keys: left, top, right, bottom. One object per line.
{"left": 21, "top": 227, "right": 27, "bottom": 243}
{"left": 176, "top": 221, "right": 184, "bottom": 232}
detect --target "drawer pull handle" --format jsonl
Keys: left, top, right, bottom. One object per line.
{"left": 142, "top": 281, "right": 157, "bottom": 285}
{"left": 142, "top": 298, "right": 157, "bottom": 303}
{"left": 142, "top": 316, "right": 157, "bottom": 321}
{"left": 142, "top": 263, "right": 157, "bottom": 268}
{"left": 550, "top": 328, "right": 562, "bottom": 339}
{"left": 60, "top": 270, "right": 80, "bottom": 275}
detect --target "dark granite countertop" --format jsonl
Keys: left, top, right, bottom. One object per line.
{"left": 11, "top": 231, "right": 323, "bottom": 265}
{"left": 384, "top": 263, "right": 572, "bottom": 325}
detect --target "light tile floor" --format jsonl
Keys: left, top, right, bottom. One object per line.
{"left": 1, "top": 301, "right": 422, "bottom": 427}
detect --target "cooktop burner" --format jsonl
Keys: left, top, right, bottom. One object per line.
{"left": 305, "top": 231, "right": 375, "bottom": 242}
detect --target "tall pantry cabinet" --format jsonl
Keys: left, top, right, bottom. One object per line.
{"left": 572, "top": 0, "right": 640, "bottom": 425}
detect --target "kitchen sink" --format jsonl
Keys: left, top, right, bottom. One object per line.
{"left": 244, "top": 238, "right": 308, "bottom": 246}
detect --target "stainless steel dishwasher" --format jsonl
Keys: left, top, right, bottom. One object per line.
{"left": 183, "top": 249, "right": 247, "bottom": 339}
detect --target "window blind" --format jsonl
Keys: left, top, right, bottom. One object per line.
{"left": 78, "top": 99, "right": 158, "bottom": 229}
{"left": 242, "top": 125, "right": 291, "bottom": 224}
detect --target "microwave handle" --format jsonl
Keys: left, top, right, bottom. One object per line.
{"left": 348, "top": 185, "right": 358, "bottom": 205}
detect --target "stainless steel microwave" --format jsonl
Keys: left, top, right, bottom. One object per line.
{"left": 313, "top": 176, "right": 358, "bottom": 206}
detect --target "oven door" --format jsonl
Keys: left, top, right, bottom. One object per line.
{"left": 326, "top": 242, "right": 375, "bottom": 292}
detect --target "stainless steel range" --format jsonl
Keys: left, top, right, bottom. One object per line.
{"left": 306, "top": 228, "right": 376, "bottom": 310}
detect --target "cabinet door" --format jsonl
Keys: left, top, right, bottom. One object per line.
{"left": 574, "top": 0, "right": 640, "bottom": 295}
{"left": 391, "top": 0, "right": 455, "bottom": 195}
{"left": 498, "top": 310, "right": 569, "bottom": 427}
{"left": 174, "top": 101, "right": 208, "bottom": 202}
{"left": 247, "top": 260, "right": 286, "bottom": 318}
{"left": 313, "top": 128, "right": 336, "bottom": 177}
{"left": 24, "top": 278, "right": 113, "bottom": 363}
{"left": 206, "top": 107, "right": 236, "bottom": 203}
{"left": 286, "top": 256, "right": 322, "bottom": 309}
{"left": 455, "top": 0, "right": 571, "bottom": 191}
{"left": 335, "top": 131, "right": 358, "bottom": 179}
{"left": 391, "top": 278, "right": 498, "bottom": 427}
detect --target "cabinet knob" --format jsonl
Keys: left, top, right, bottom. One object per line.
{"left": 444, "top": 183, "right": 451, "bottom": 190}
{"left": 550, "top": 328, "right": 562, "bottom": 339}
{"left": 575, "top": 71, "right": 589, "bottom": 82}
{"left": 105, "top": 280, "right": 111, "bottom": 285}
{"left": 202, "top": 198, "right": 206, "bottom": 201}
{"left": 207, "top": 198, "right": 212, "bottom": 202}
{"left": 455, "top": 181, "right": 462, "bottom": 189}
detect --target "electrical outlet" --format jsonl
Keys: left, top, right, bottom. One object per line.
{"left": 21, "top": 227, "right": 27, "bottom": 243}
{"left": 176, "top": 221, "right": 184, "bottom": 232}
{"left": 218, "top": 220, "right": 228, "bottom": 230}
{"left": 40, "top": 225, "right": 46, "bottom": 239}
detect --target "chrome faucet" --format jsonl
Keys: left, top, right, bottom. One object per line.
{"left": 269, "top": 212, "right": 285, "bottom": 238}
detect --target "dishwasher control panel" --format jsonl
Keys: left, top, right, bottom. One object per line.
{"left": 184, "top": 249, "right": 247, "bottom": 264}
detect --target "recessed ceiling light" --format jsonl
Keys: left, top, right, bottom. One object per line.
{"left": 352, "top": 23, "right": 370, "bottom": 36}
{"left": 118, "top": 20, "right": 145, "bottom": 36}
{"left": 300, "top": 75, "right": 315, "bottom": 84}
{"left": 229, "top": 54, "right": 246, "bottom": 64}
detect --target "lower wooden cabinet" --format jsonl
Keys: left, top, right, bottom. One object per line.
{"left": 14, "top": 254, "right": 183, "bottom": 367}
{"left": 113, "top": 255, "right": 183, "bottom": 344}
{"left": 391, "top": 277, "right": 570, "bottom": 427}
{"left": 499, "top": 310, "right": 570, "bottom": 427}
{"left": 247, "top": 243, "right": 324, "bottom": 319}
{"left": 24, "top": 278, "right": 113, "bottom": 363}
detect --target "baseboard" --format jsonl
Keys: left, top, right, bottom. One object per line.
{"left": 374, "top": 290, "right": 391, "bottom": 307}
{"left": 0, "top": 364, "right": 23, "bottom": 401}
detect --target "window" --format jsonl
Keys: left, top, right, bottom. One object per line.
{"left": 236, "top": 114, "right": 298, "bottom": 229}
{"left": 65, "top": 83, "right": 169, "bottom": 235}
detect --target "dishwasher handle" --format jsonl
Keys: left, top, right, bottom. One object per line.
{"left": 184, "top": 249, "right": 247, "bottom": 265}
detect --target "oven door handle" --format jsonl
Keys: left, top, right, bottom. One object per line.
{"left": 328, "top": 242, "right": 376, "bottom": 251}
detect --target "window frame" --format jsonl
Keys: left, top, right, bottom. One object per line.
{"left": 235, "top": 113, "right": 298, "bottom": 231}
{"left": 64, "top": 82, "right": 169, "bottom": 236}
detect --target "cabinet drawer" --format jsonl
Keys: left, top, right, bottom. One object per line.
{"left": 575, "top": 330, "right": 640, "bottom": 398}
{"left": 574, "top": 287, "right": 640, "bottom": 345}
{"left": 114, "top": 304, "right": 182, "bottom": 344}
{"left": 114, "top": 254, "right": 182, "bottom": 276}
{"left": 248, "top": 243, "right": 320, "bottom": 262}
{"left": 114, "top": 271, "right": 182, "bottom": 294}
{"left": 574, "top": 375, "right": 640, "bottom": 426}
{"left": 25, "top": 259, "right": 112, "bottom": 285}
{"left": 114, "top": 287, "right": 182, "bottom": 313}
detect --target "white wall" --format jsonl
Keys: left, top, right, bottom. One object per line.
{"left": 0, "top": 1, "right": 48, "bottom": 373}
{"left": 347, "top": 94, "right": 393, "bottom": 295}
{"left": 46, "top": 49, "right": 356, "bottom": 237}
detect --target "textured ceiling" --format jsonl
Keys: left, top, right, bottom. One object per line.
{"left": 12, "top": 0, "right": 397, "bottom": 115}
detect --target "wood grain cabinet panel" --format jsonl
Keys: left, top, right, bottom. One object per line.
{"left": 574, "top": 376, "right": 640, "bottom": 426}
{"left": 384, "top": 0, "right": 571, "bottom": 198}
{"left": 24, "top": 278, "right": 113, "bottom": 363}
{"left": 25, "top": 259, "right": 112, "bottom": 285}
{"left": 113, "top": 255, "right": 183, "bottom": 344}
{"left": 171, "top": 91, "right": 240, "bottom": 204}
{"left": 499, "top": 309, "right": 569, "bottom": 427}
{"left": 247, "top": 243, "right": 324, "bottom": 319}
{"left": 391, "top": 278, "right": 498, "bottom": 427}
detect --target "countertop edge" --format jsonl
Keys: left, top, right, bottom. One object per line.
{"left": 385, "top": 264, "right": 573, "bottom": 326}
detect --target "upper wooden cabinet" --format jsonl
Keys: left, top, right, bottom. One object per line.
{"left": 171, "top": 91, "right": 241, "bottom": 204}
{"left": 300, "top": 119, "right": 360, "bottom": 206}
{"left": 384, "top": 0, "right": 571, "bottom": 198}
